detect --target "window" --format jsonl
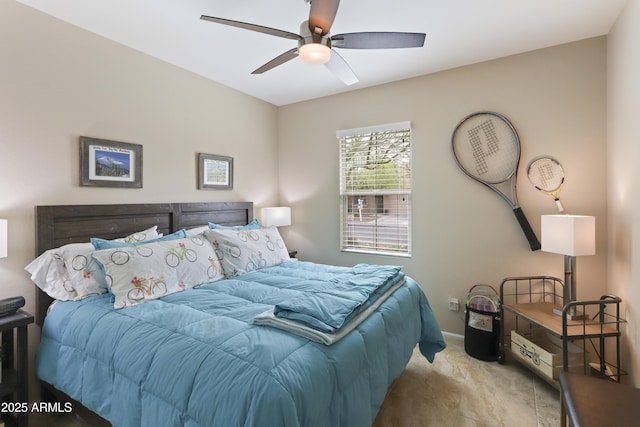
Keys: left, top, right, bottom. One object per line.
{"left": 337, "top": 122, "right": 412, "bottom": 256}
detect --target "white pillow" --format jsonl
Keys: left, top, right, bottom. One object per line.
{"left": 92, "top": 235, "right": 224, "bottom": 309}
{"left": 24, "top": 243, "right": 98, "bottom": 301}
{"left": 203, "top": 226, "right": 290, "bottom": 278}
{"left": 112, "top": 226, "right": 160, "bottom": 243}
{"left": 185, "top": 225, "right": 210, "bottom": 237}
{"left": 25, "top": 226, "right": 161, "bottom": 301}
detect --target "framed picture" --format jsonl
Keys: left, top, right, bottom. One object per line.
{"left": 198, "top": 153, "right": 233, "bottom": 190}
{"left": 80, "top": 137, "right": 142, "bottom": 188}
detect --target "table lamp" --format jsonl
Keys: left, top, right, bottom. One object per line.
{"left": 541, "top": 215, "right": 595, "bottom": 320}
{"left": 261, "top": 207, "right": 291, "bottom": 228}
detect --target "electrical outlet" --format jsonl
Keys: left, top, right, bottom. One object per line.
{"left": 448, "top": 297, "right": 460, "bottom": 312}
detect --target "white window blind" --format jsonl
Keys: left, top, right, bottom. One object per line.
{"left": 337, "top": 122, "right": 412, "bottom": 256}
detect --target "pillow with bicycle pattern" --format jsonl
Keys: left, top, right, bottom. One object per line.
{"left": 203, "top": 226, "right": 290, "bottom": 278}
{"left": 93, "top": 234, "right": 224, "bottom": 308}
{"left": 25, "top": 226, "right": 161, "bottom": 301}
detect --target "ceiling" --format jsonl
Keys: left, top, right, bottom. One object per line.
{"left": 17, "top": 0, "right": 627, "bottom": 106}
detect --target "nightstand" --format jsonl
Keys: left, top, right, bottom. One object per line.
{"left": 0, "top": 310, "right": 34, "bottom": 427}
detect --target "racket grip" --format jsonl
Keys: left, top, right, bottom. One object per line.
{"left": 555, "top": 199, "right": 565, "bottom": 213}
{"left": 513, "top": 207, "right": 541, "bottom": 251}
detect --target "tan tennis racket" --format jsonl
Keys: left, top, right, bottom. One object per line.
{"left": 527, "top": 157, "right": 565, "bottom": 212}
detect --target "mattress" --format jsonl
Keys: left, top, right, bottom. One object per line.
{"left": 36, "top": 261, "right": 445, "bottom": 427}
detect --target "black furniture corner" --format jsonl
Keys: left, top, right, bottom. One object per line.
{"left": 0, "top": 309, "right": 34, "bottom": 427}
{"left": 559, "top": 371, "right": 640, "bottom": 427}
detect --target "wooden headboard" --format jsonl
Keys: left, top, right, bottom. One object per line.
{"left": 34, "top": 201, "right": 253, "bottom": 325}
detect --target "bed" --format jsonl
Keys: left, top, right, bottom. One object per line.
{"left": 31, "top": 202, "right": 445, "bottom": 427}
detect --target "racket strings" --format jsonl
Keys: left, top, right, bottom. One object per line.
{"left": 537, "top": 163, "right": 554, "bottom": 188}
{"left": 453, "top": 117, "right": 519, "bottom": 183}
{"left": 469, "top": 120, "right": 500, "bottom": 176}
{"left": 528, "top": 159, "right": 564, "bottom": 191}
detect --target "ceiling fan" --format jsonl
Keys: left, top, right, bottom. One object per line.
{"left": 200, "top": 0, "right": 426, "bottom": 85}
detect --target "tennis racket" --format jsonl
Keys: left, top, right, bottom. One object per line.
{"left": 527, "top": 157, "right": 565, "bottom": 212}
{"left": 452, "top": 111, "right": 541, "bottom": 251}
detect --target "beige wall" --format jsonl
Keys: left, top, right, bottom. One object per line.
{"left": 0, "top": 1, "right": 280, "bottom": 391}
{"left": 607, "top": 0, "right": 640, "bottom": 386}
{"left": 278, "top": 38, "right": 609, "bottom": 340}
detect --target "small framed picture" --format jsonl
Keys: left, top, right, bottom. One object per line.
{"left": 80, "top": 137, "right": 142, "bottom": 188}
{"left": 198, "top": 154, "right": 233, "bottom": 190}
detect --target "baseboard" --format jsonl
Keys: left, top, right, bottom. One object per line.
{"left": 442, "top": 331, "right": 463, "bottom": 341}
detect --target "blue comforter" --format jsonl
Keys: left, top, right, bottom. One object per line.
{"left": 36, "top": 261, "right": 445, "bottom": 427}
{"left": 272, "top": 263, "right": 404, "bottom": 332}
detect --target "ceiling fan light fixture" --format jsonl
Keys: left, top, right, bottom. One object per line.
{"left": 299, "top": 43, "right": 331, "bottom": 64}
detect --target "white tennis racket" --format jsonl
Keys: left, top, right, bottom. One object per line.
{"left": 452, "top": 111, "right": 541, "bottom": 251}
{"left": 527, "top": 157, "right": 565, "bottom": 212}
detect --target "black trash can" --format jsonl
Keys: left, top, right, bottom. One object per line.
{"left": 464, "top": 284, "right": 501, "bottom": 361}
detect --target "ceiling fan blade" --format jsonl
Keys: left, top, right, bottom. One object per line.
{"left": 324, "top": 49, "right": 358, "bottom": 85}
{"left": 252, "top": 48, "right": 299, "bottom": 74}
{"left": 308, "top": 0, "right": 340, "bottom": 35}
{"left": 331, "top": 32, "right": 426, "bottom": 49}
{"left": 200, "top": 15, "right": 302, "bottom": 41}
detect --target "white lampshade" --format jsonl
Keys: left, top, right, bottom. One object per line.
{"left": 541, "top": 215, "right": 595, "bottom": 256}
{"left": 261, "top": 207, "right": 291, "bottom": 227}
{"left": 0, "top": 219, "right": 7, "bottom": 258}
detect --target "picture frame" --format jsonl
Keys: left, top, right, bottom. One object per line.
{"left": 80, "top": 137, "right": 142, "bottom": 188}
{"left": 198, "top": 153, "right": 233, "bottom": 190}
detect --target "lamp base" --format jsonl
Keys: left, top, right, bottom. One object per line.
{"left": 553, "top": 307, "right": 587, "bottom": 320}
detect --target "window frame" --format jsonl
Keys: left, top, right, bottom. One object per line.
{"left": 337, "top": 121, "right": 412, "bottom": 257}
